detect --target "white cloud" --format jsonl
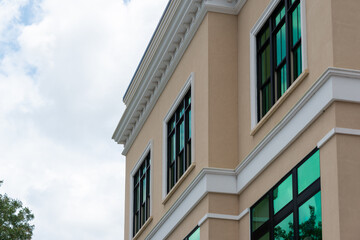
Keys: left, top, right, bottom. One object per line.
{"left": 0, "top": 0, "right": 169, "bottom": 239}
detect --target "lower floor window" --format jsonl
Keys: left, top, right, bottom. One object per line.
{"left": 133, "top": 154, "right": 150, "bottom": 236}
{"left": 184, "top": 226, "right": 200, "bottom": 240}
{"left": 251, "top": 149, "right": 322, "bottom": 240}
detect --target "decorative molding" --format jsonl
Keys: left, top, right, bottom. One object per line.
{"left": 198, "top": 208, "right": 249, "bottom": 226}
{"left": 142, "top": 67, "right": 360, "bottom": 240}
{"left": 162, "top": 74, "right": 194, "bottom": 200}
{"left": 317, "top": 127, "right": 360, "bottom": 148}
{"left": 113, "top": 0, "right": 249, "bottom": 154}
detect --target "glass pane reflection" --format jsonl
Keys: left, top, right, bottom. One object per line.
{"left": 299, "top": 191, "right": 322, "bottom": 239}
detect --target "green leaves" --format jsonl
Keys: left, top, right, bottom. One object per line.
{"left": 0, "top": 182, "right": 34, "bottom": 240}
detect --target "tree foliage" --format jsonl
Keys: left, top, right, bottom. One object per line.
{"left": 274, "top": 205, "right": 322, "bottom": 240}
{"left": 0, "top": 181, "right": 34, "bottom": 240}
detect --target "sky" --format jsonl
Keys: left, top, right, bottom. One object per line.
{"left": 0, "top": 0, "right": 168, "bottom": 239}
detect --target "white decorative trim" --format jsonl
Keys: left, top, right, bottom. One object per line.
{"left": 317, "top": 127, "right": 360, "bottom": 148}
{"left": 198, "top": 208, "right": 249, "bottom": 226}
{"left": 144, "top": 68, "right": 360, "bottom": 240}
{"left": 162, "top": 74, "right": 195, "bottom": 200}
{"left": 250, "top": 0, "right": 308, "bottom": 129}
{"left": 129, "top": 141, "right": 153, "bottom": 240}
{"left": 113, "top": 0, "right": 250, "bottom": 154}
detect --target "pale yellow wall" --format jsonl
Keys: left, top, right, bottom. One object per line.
{"left": 336, "top": 134, "right": 360, "bottom": 240}
{"left": 332, "top": 0, "right": 360, "bottom": 69}
{"left": 124, "top": 14, "right": 210, "bottom": 239}
{"left": 207, "top": 13, "right": 239, "bottom": 169}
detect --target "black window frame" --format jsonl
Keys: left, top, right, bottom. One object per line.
{"left": 167, "top": 89, "right": 191, "bottom": 193}
{"left": 184, "top": 226, "right": 200, "bottom": 240}
{"left": 257, "top": 0, "right": 302, "bottom": 121}
{"left": 250, "top": 148, "right": 321, "bottom": 240}
{"left": 133, "top": 153, "right": 151, "bottom": 236}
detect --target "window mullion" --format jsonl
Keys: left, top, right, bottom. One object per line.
{"left": 269, "top": 191, "right": 274, "bottom": 240}
{"left": 285, "top": 0, "right": 292, "bottom": 88}
{"left": 269, "top": 19, "right": 275, "bottom": 107}
{"left": 292, "top": 168, "right": 299, "bottom": 240}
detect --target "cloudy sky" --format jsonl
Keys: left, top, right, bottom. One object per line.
{"left": 0, "top": 0, "right": 168, "bottom": 239}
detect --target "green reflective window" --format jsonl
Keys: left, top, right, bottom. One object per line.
{"left": 299, "top": 191, "right": 322, "bottom": 239}
{"left": 179, "top": 121, "right": 185, "bottom": 150}
{"left": 293, "top": 46, "right": 302, "bottom": 80}
{"left": 252, "top": 195, "right": 269, "bottom": 232}
{"left": 188, "top": 227, "right": 200, "bottom": 240}
{"left": 273, "top": 174, "right": 293, "bottom": 214}
{"left": 261, "top": 45, "right": 271, "bottom": 83}
{"left": 277, "top": 64, "right": 287, "bottom": 97}
{"left": 257, "top": 0, "right": 302, "bottom": 121}
{"left": 259, "top": 232, "right": 270, "bottom": 240}
{"left": 275, "top": 6, "right": 285, "bottom": 26}
{"left": 261, "top": 27, "right": 270, "bottom": 46}
{"left": 188, "top": 110, "right": 191, "bottom": 139}
{"left": 298, "top": 150, "right": 320, "bottom": 194}
{"left": 262, "top": 84, "right": 271, "bottom": 116}
{"left": 292, "top": 5, "right": 301, "bottom": 45}
{"left": 170, "top": 134, "right": 175, "bottom": 163}
{"left": 274, "top": 213, "right": 294, "bottom": 240}
{"left": 276, "top": 25, "right": 286, "bottom": 65}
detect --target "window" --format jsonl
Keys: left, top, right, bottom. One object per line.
{"left": 133, "top": 153, "right": 151, "bottom": 236}
{"left": 184, "top": 226, "right": 200, "bottom": 240}
{"left": 167, "top": 89, "right": 191, "bottom": 192}
{"left": 257, "top": 0, "right": 302, "bottom": 120}
{"left": 251, "top": 149, "right": 322, "bottom": 240}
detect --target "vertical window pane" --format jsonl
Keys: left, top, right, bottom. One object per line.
{"left": 273, "top": 174, "right": 293, "bottom": 214}
{"left": 188, "top": 110, "right": 191, "bottom": 140}
{"left": 261, "top": 45, "right": 271, "bottom": 84}
{"left": 261, "top": 26, "right": 270, "bottom": 46}
{"left": 170, "top": 134, "right": 176, "bottom": 163}
{"left": 298, "top": 191, "right": 322, "bottom": 239}
{"left": 298, "top": 150, "right": 320, "bottom": 194}
{"left": 188, "top": 227, "right": 200, "bottom": 240}
{"left": 293, "top": 45, "right": 302, "bottom": 80}
{"left": 262, "top": 84, "right": 271, "bottom": 116}
{"left": 276, "top": 25, "right": 286, "bottom": 66}
{"left": 252, "top": 195, "right": 270, "bottom": 232}
{"left": 277, "top": 64, "right": 287, "bottom": 98}
{"left": 292, "top": 5, "right": 301, "bottom": 45}
{"left": 179, "top": 121, "right": 184, "bottom": 151}
{"left": 142, "top": 178, "right": 146, "bottom": 203}
{"left": 275, "top": 6, "right": 285, "bottom": 26}
{"left": 274, "top": 213, "right": 294, "bottom": 240}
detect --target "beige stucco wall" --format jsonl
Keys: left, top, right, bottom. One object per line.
{"left": 124, "top": 13, "right": 210, "bottom": 240}
{"left": 332, "top": 0, "right": 360, "bottom": 70}
{"left": 207, "top": 12, "right": 239, "bottom": 169}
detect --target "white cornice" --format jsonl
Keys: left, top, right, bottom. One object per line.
{"left": 140, "top": 68, "right": 360, "bottom": 240}
{"left": 113, "top": 0, "right": 247, "bottom": 153}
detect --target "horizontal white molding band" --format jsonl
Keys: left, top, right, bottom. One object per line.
{"left": 198, "top": 208, "right": 250, "bottom": 227}
{"left": 317, "top": 127, "right": 360, "bottom": 148}
{"left": 143, "top": 68, "right": 360, "bottom": 240}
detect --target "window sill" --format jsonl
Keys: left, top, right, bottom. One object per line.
{"left": 251, "top": 69, "right": 309, "bottom": 136}
{"left": 162, "top": 163, "right": 196, "bottom": 205}
{"left": 132, "top": 216, "right": 153, "bottom": 240}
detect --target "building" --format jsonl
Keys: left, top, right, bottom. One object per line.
{"left": 112, "top": 0, "right": 360, "bottom": 239}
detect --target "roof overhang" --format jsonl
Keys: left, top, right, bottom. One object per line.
{"left": 112, "top": 0, "right": 247, "bottom": 155}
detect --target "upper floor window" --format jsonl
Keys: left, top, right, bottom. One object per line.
{"left": 133, "top": 153, "right": 151, "bottom": 236}
{"left": 257, "top": 0, "right": 302, "bottom": 120}
{"left": 167, "top": 90, "right": 191, "bottom": 192}
{"left": 251, "top": 149, "right": 321, "bottom": 240}
{"left": 184, "top": 226, "right": 200, "bottom": 240}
